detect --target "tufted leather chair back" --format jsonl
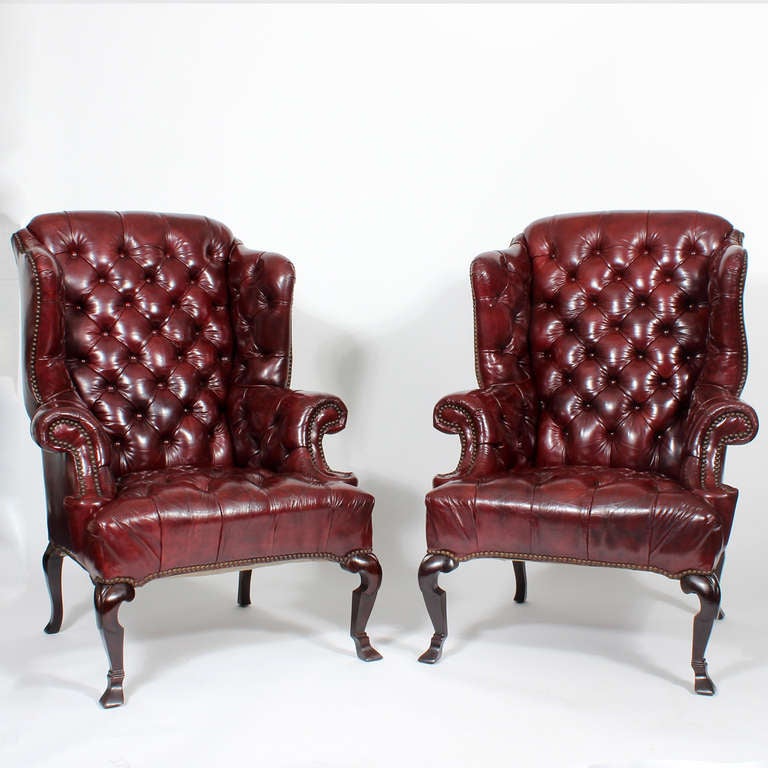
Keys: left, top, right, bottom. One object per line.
{"left": 475, "top": 212, "right": 746, "bottom": 477}
{"left": 17, "top": 212, "right": 242, "bottom": 474}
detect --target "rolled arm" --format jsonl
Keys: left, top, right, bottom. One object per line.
{"left": 433, "top": 381, "right": 536, "bottom": 487}
{"left": 680, "top": 384, "right": 758, "bottom": 491}
{"left": 31, "top": 393, "right": 116, "bottom": 499}
{"left": 229, "top": 385, "right": 357, "bottom": 484}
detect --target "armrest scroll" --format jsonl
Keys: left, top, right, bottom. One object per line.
{"left": 31, "top": 394, "right": 116, "bottom": 499}
{"left": 230, "top": 385, "right": 357, "bottom": 484}
{"left": 680, "top": 384, "right": 758, "bottom": 491}
{"left": 433, "top": 382, "right": 535, "bottom": 487}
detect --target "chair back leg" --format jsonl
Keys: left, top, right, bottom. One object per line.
{"left": 42, "top": 543, "right": 64, "bottom": 634}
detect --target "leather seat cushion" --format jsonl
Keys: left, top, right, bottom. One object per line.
{"left": 426, "top": 465, "right": 723, "bottom": 577}
{"left": 84, "top": 466, "right": 374, "bottom": 584}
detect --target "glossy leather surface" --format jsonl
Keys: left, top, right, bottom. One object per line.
{"left": 427, "top": 466, "right": 723, "bottom": 577}
{"left": 14, "top": 211, "right": 373, "bottom": 584}
{"left": 87, "top": 466, "right": 373, "bottom": 584}
{"left": 428, "top": 212, "right": 758, "bottom": 576}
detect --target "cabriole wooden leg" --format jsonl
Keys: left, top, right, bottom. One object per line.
{"left": 513, "top": 560, "right": 527, "bottom": 604}
{"left": 42, "top": 543, "right": 64, "bottom": 634}
{"left": 94, "top": 583, "right": 135, "bottom": 708}
{"left": 417, "top": 553, "right": 459, "bottom": 664}
{"left": 680, "top": 573, "right": 721, "bottom": 696}
{"left": 340, "top": 553, "right": 383, "bottom": 662}
{"left": 237, "top": 569, "right": 252, "bottom": 607}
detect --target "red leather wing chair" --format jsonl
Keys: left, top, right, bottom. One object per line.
{"left": 419, "top": 211, "right": 757, "bottom": 695}
{"left": 14, "top": 211, "right": 382, "bottom": 707}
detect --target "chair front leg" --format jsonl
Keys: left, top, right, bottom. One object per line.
{"left": 680, "top": 573, "right": 721, "bottom": 696}
{"left": 340, "top": 553, "right": 383, "bottom": 662}
{"left": 418, "top": 553, "right": 459, "bottom": 664}
{"left": 42, "top": 543, "right": 64, "bottom": 634}
{"left": 94, "top": 583, "right": 135, "bottom": 708}
{"left": 237, "top": 570, "right": 252, "bottom": 607}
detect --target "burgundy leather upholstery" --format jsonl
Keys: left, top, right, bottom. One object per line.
{"left": 14, "top": 212, "right": 373, "bottom": 585}
{"left": 427, "top": 212, "right": 757, "bottom": 578}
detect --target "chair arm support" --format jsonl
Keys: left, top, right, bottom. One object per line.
{"left": 433, "top": 382, "right": 536, "bottom": 487}
{"left": 230, "top": 385, "right": 357, "bottom": 484}
{"left": 680, "top": 384, "right": 758, "bottom": 491}
{"left": 31, "top": 394, "right": 116, "bottom": 499}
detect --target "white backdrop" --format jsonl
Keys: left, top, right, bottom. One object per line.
{"left": 1, "top": 3, "right": 767, "bottom": 767}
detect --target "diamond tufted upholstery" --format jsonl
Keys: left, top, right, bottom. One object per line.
{"left": 14, "top": 212, "right": 382, "bottom": 706}
{"left": 428, "top": 211, "right": 757, "bottom": 574}
{"left": 419, "top": 212, "right": 757, "bottom": 691}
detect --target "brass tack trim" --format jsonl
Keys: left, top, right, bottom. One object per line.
{"left": 435, "top": 401, "right": 476, "bottom": 472}
{"left": 90, "top": 548, "right": 374, "bottom": 587}
{"left": 427, "top": 548, "right": 715, "bottom": 580}
{"left": 308, "top": 402, "right": 345, "bottom": 475}
{"left": 699, "top": 410, "right": 755, "bottom": 488}
{"left": 14, "top": 240, "right": 44, "bottom": 405}
{"left": 47, "top": 417, "right": 103, "bottom": 497}
{"left": 736, "top": 254, "right": 748, "bottom": 396}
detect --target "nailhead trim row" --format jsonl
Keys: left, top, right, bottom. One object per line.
{"left": 426, "top": 548, "right": 715, "bottom": 580}
{"left": 46, "top": 417, "right": 103, "bottom": 497}
{"left": 435, "top": 401, "right": 475, "bottom": 471}
{"left": 308, "top": 402, "right": 345, "bottom": 475}
{"left": 52, "top": 543, "right": 373, "bottom": 587}
{"left": 736, "top": 256, "right": 748, "bottom": 395}
{"left": 471, "top": 259, "right": 483, "bottom": 388}
{"left": 702, "top": 409, "right": 756, "bottom": 488}
{"left": 14, "top": 238, "right": 44, "bottom": 405}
